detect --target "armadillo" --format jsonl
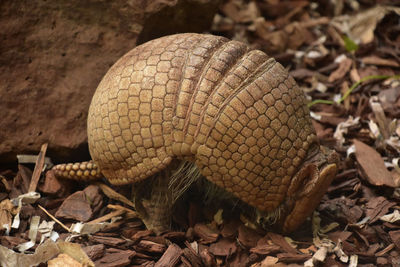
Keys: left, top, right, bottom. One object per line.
{"left": 54, "top": 33, "right": 338, "bottom": 233}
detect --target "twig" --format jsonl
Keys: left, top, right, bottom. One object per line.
{"left": 87, "top": 209, "right": 125, "bottom": 224}
{"left": 107, "top": 204, "right": 139, "bottom": 217}
{"left": 28, "top": 143, "right": 48, "bottom": 192}
{"left": 308, "top": 74, "right": 400, "bottom": 108}
{"left": 0, "top": 175, "right": 11, "bottom": 191}
{"left": 38, "top": 204, "right": 70, "bottom": 232}
{"left": 95, "top": 182, "right": 135, "bottom": 208}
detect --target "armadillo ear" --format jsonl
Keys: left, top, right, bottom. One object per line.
{"left": 282, "top": 163, "right": 337, "bottom": 233}
{"left": 286, "top": 164, "right": 315, "bottom": 197}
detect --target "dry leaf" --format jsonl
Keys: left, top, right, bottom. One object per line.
{"left": 0, "top": 199, "right": 17, "bottom": 234}
{"left": 380, "top": 210, "right": 400, "bottom": 223}
{"left": 221, "top": 0, "right": 260, "bottom": 24}
{"left": 334, "top": 116, "right": 360, "bottom": 147}
{"left": 332, "top": 6, "right": 400, "bottom": 44}
{"left": 260, "top": 256, "right": 279, "bottom": 266}
{"left": 57, "top": 241, "right": 95, "bottom": 266}
{"left": 349, "top": 255, "right": 358, "bottom": 267}
{"left": 48, "top": 253, "right": 82, "bottom": 267}
{"left": 0, "top": 239, "right": 59, "bottom": 267}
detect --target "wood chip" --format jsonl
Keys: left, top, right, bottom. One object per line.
{"left": 135, "top": 240, "right": 166, "bottom": 254}
{"left": 193, "top": 223, "right": 219, "bottom": 244}
{"left": 83, "top": 244, "right": 106, "bottom": 261}
{"left": 276, "top": 252, "right": 311, "bottom": 263}
{"left": 354, "top": 139, "right": 400, "bottom": 187}
{"left": 365, "top": 196, "right": 395, "bottom": 224}
{"left": 90, "top": 235, "right": 126, "bottom": 247}
{"left": 55, "top": 191, "right": 94, "bottom": 222}
{"left": 28, "top": 143, "right": 48, "bottom": 193}
{"left": 95, "top": 249, "right": 135, "bottom": 267}
{"left": 208, "top": 238, "right": 237, "bottom": 257}
{"left": 155, "top": 243, "right": 182, "bottom": 267}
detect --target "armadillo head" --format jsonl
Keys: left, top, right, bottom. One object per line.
{"left": 256, "top": 145, "right": 339, "bottom": 233}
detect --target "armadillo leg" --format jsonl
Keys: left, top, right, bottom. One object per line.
{"left": 131, "top": 160, "right": 202, "bottom": 234}
{"left": 132, "top": 167, "right": 174, "bottom": 234}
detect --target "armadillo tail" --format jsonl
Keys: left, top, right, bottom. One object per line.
{"left": 52, "top": 160, "right": 103, "bottom": 181}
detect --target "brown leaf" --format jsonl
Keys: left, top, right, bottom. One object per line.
{"left": 237, "top": 224, "right": 262, "bottom": 248}
{"left": 221, "top": 1, "right": 260, "bottom": 23}
{"left": 267, "top": 232, "right": 298, "bottom": 254}
{"left": 250, "top": 236, "right": 280, "bottom": 255}
{"left": 285, "top": 23, "right": 312, "bottom": 51}
{"left": 257, "top": 1, "right": 309, "bottom": 19}
{"left": 327, "top": 231, "right": 352, "bottom": 243}
{"left": 220, "top": 220, "right": 240, "bottom": 238}
{"left": 354, "top": 139, "right": 400, "bottom": 187}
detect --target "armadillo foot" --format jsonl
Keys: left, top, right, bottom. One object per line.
{"left": 132, "top": 160, "right": 201, "bottom": 234}
{"left": 133, "top": 171, "right": 172, "bottom": 234}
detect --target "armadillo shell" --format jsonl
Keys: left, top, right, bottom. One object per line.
{"left": 87, "top": 33, "right": 317, "bottom": 213}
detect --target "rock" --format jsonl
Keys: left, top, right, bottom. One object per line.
{"left": 137, "top": 0, "right": 220, "bottom": 44}
{"left": 0, "top": 0, "right": 220, "bottom": 162}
